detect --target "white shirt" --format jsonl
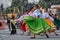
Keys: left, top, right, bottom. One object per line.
{"left": 33, "top": 9, "right": 41, "bottom": 18}
{"left": 18, "top": 15, "right": 24, "bottom": 22}
{"left": 18, "top": 14, "right": 29, "bottom": 22}
{"left": 49, "top": 16, "right": 54, "bottom": 21}
{"left": 42, "top": 12, "right": 49, "bottom": 18}
{"left": 42, "top": 12, "right": 54, "bottom": 21}
{"left": 28, "top": 12, "right": 35, "bottom": 17}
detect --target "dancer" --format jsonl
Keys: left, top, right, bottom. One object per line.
{"left": 18, "top": 10, "right": 30, "bottom": 35}
{"left": 26, "top": 7, "right": 35, "bottom": 36}
{"left": 42, "top": 8, "right": 58, "bottom": 36}
{"left": 10, "top": 15, "right": 17, "bottom": 35}
{"left": 10, "top": 10, "right": 17, "bottom": 35}
{"left": 24, "top": 5, "right": 51, "bottom": 39}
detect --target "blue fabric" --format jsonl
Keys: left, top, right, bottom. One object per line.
{"left": 7, "top": 19, "right": 10, "bottom": 24}
{"left": 33, "top": 9, "right": 42, "bottom": 18}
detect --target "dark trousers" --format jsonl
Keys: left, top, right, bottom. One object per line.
{"left": 11, "top": 29, "right": 16, "bottom": 34}
{"left": 10, "top": 22, "right": 17, "bottom": 35}
{"left": 8, "top": 24, "right": 11, "bottom": 31}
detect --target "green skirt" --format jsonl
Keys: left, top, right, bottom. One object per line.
{"left": 24, "top": 16, "right": 51, "bottom": 34}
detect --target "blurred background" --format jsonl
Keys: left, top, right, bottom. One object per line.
{"left": 0, "top": 0, "right": 60, "bottom": 19}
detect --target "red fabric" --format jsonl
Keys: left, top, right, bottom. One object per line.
{"left": 20, "top": 21, "right": 26, "bottom": 32}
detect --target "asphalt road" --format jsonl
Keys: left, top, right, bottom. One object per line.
{"left": 0, "top": 29, "right": 60, "bottom": 40}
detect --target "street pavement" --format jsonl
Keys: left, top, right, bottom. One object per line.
{"left": 0, "top": 28, "right": 60, "bottom": 40}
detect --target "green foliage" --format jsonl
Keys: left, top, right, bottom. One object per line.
{"left": 0, "top": 3, "right": 4, "bottom": 13}
{"left": 41, "top": 2, "right": 47, "bottom": 8}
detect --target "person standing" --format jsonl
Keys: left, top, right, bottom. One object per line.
{"left": 7, "top": 16, "right": 11, "bottom": 31}
{"left": 10, "top": 15, "right": 17, "bottom": 35}
{"left": 10, "top": 10, "right": 17, "bottom": 35}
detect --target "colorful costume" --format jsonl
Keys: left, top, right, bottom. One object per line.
{"left": 24, "top": 9, "right": 51, "bottom": 34}
{"left": 33, "top": 9, "right": 41, "bottom": 18}
{"left": 18, "top": 14, "right": 28, "bottom": 32}
{"left": 42, "top": 12, "right": 56, "bottom": 33}
{"left": 20, "top": 20, "right": 26, "bottom": 32}
{"left": 24, "top": 16, "right": 51, "bottom": 34}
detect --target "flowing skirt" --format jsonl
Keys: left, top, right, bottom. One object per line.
{"left": 24, "top": 16, "right": 51, "bottom": 34}
{"left": 20, "top": 20, "right": 26, "bottom": 32}
{"left": 26, "top": 24, "right": 30, "bottom": 31}
{"left": 45, "top": 18, "right": 56, "bottom": 33}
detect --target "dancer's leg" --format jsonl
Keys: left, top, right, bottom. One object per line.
{"left": 30, "top": 34, "right": 36, "bottom": 39}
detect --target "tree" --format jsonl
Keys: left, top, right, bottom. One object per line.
{"left": 43, "top": 0, "right": 60, "bottom": 8}
{"left": 40, "top": 2, "right": 47, "bottom": 8}
{"left": 11, "top": 0, "right": 21, "bottom": 7}
{"left": 11, "top": 0, "right": 28, "bottom": 14}
{"left": 0, "top": 3, "right": 4, "bottom": 13}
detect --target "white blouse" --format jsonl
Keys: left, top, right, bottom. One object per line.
{"left": 42, "top": 12, "right": 49, "bottom": 18}
{"left": 18, "top": 15, "right": 24, "bottom": 22}
{"left": 42, "top": 12, "right": 54, "bottom": 21}
{"left": 18, "top": 14, "right": 28, "bottom": 21}
{"left": 33, "top": 9, "right": 41, "bottom": 18}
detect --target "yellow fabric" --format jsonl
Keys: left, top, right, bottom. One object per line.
{"left": 11, "top": 20, "right": 16, "bottom": 28}
{"left": 45, "top": 18, "right": 55, "bottom": 28}
{"left": 7, "top": 14, "right": 17, "bottom": 18}
{"left": 45, "top": 18, "right": 56, "bottom": 33}
{"left": 26, "top": 24, "right": 30, "bottom": 31}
